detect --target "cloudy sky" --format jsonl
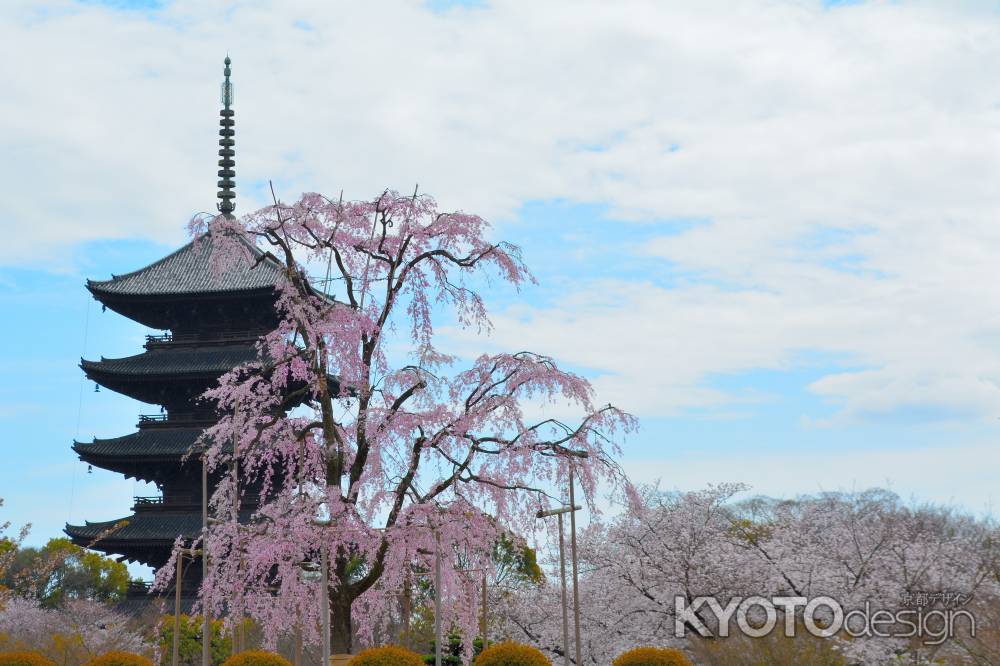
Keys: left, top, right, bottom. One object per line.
{"left": 3, "top": 0, "right": 1000, "bottom": 568}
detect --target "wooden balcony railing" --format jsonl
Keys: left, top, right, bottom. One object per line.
{"left": 137, "top": 412, "right": 215, "bottom": 427}
{"left": 133, "top": 494, "right": 201, "bottom": 510}
{"left": 145, "top": 330, "right": 267, "bottom": 348}
{"left": 133, "top": 494, "right": 258, "bottom": 512}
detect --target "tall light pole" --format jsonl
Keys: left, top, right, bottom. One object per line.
{"left": 536, "top": 505, "right": 581, "bottom": 666}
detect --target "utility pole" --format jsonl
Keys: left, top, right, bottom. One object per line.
{"left": 557, "top": 512, "right": 569, "bottom": 666}
{"left": 536, "top": 505, "right": 580, "bottom": 666}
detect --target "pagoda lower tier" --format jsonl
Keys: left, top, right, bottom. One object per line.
{"left": 66, "top": 510, "right": 254, "bottom": 566}
{"left": 66, "top": 509, "right": 254, "bottom": 617}
{"left": 66, "top": 512, "right": 209, "bottom": 569}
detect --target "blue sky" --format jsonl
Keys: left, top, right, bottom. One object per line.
{"left": 5, "top": 0, "right": 1000, "bottom": 577}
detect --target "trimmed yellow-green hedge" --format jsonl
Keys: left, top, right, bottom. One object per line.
{"left": 84, "top": 653, "right": 154, "bottom": 666}
{"left": 475, "top": 642, "right": 550, "bottom": 666}
{"left": 0, "top": 653, "right": 55, "bottom": 666}
{"left": 220, "top": 652, "right": 291, "bottom": 666}
{"left": 612, "top": 646, "right": 692, "bottom": 666}
{"left": 348, "top": 645, "right": 424, "bottom": 666}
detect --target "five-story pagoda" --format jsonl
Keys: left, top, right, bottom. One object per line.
{"left": 65, "top": 57, "right": 274, "bottom": 608}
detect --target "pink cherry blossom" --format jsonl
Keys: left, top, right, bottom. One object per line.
{"left": 168, "top": 191, "right": 635, "bottom": 652}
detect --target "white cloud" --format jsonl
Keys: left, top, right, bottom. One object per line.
{"left": 6, "top": 0, "right": 1000, "bottom": 424}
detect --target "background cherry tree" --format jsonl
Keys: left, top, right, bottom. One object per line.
{"left": 0, "top": 501, "right": 148, "bottom": 660}
{"left": 168, "top": 191, "right": 634, "bottom": 652}
{"left": 503, "top": 484, "right": 1000, "bottom": 665}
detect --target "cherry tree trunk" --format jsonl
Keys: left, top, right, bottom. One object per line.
{"left": 330, "top": 589, "right": 353, "bottom": 655}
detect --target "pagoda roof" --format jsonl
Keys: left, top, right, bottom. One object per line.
{"left": 81, "top": 343, "right": 258, "bottom": 407}
{"left": 74, "top": 428, "right": 203, "bottom": 459}
{"left": 65, "top": 510, "right": 254, "bottom": 566}
{"left": 65, "top": 512, "right": 204, "bottom": 543}
{"left": 82, "top": 343, "right": 343, "bottom": 407}
{"left": 71, "top": 428, "right": 231, "bottom": 482}
{"left": 82, "top": 344, "right": 258, "bottom": 380}
{"left": 85, "top": 230, "right": 337, "bottom": 330}
{"left": 87, "top": 232, "right": 284, "bottom": 298}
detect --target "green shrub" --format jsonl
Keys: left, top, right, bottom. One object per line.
{"left": 0, "top": 652, "right": 55, "bottom": 666}
{"left": 158, "top": 615, "right": 232, "bottom": 666}
{"left": 612, "top": 646, "right": 692, "bottom": 666}
{"left": 349, "top": 645, "right": 424, "bottom": 666}
{"left": 84, "top": 652, "right": 154, "bottom": 666}
{"left": 220, "top": 652, "right": 291, "bottom": 666}
{"left": 422, "top": 632, "right": 465, "bottom": 665}
{"left": 474, "top": 642, "right": 550, "bottom": 666}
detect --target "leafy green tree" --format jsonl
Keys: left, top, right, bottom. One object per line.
{"left": 0, "top": 537, "right": 129, "bottom": 605}
{"left": 492, "top": 534, "right": 543, "bottom": 591}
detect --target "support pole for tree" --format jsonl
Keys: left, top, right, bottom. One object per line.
{"left": 202, "top": 452, "right": 211, "bottom": 666}
{"left": 434, "top": 531, "right": 442, "bottom": 666}
{"left": 569, "top": 467, "right": 582, "bottom": 666}
{"left": 294, "top": 610, "right": 302, "bottom": 666}
{"left": 174, "top": 549, "right": 183, "bottom": 666}
{"left": 232, "top": 402, "right": 245, "bottom": 653}
{"left": 321, "top": 543, "right": 330, "bottom": 665}
{"left": 558, "top": 512, "right": 570, "bottom": 666}
{"left": 481, "top": 570, "right": 488, "bottom": 651}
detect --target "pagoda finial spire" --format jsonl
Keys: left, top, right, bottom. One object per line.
{"left": 217, "top": 55, "right": 236, "bottom": 216}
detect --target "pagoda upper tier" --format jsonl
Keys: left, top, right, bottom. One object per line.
{"left": 87, "top": 232, "right": 285, "bottom": 332}
{"left": 73, "top": 426, "right": 208, "bottom": 483}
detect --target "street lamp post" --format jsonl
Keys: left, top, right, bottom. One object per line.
{"left": 297, "top": 561, "right": 322, "bottom": 664}
{"left": 312, "top": 518, "right": 332, "bottom": 666}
